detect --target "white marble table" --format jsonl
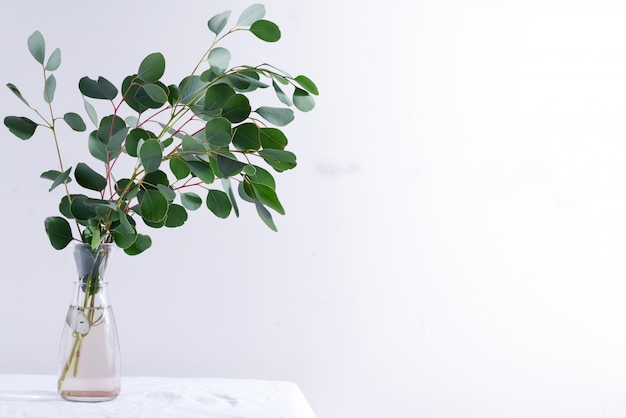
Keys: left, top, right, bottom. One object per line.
{"left": 0, "top": 374, "right": 317, "bottom": 418}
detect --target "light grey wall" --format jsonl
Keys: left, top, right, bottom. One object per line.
{"left": 2, "top": 1, "right": 626, "bottom": 417}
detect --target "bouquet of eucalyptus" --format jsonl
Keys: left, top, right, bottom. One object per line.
{"left": 4, "top": 4, "right": 318, "bottom": 256}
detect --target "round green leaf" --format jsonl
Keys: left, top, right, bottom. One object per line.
{"left": 258, "top": 149, "right": 297, "bottom": 172}
{"left": 186, "top": 160, "right": 215, "bottom": 184}
{"left": 139, "top": 189, "right": 169, "bottom": 223}
{"left": 88, "top": 130, "right": 107, "bottom": 162}
{"left": 293, "top": 88, "right": 315, "bottom": 112}
{"left": 124, "top": 233, "right": 152, "bottom": 255}
{"left": 251, "top": 181, "right": 285, "bottom": 214}
{"left": 44, "top": 216, "right": 73, "bottom": 250}
{"left": 4, "top": 116, "right": 38, "bottom": 140}
{"left": 139, "top": 139, "right": 163, "bottom": 173}
{"left": 169, "top": 157, "right": 191, "bottom": 180}
{"left": 181, "top": 192, "right": 203, "bottom": 211}
{"left": 75, "top": 162, "right": 107, "bottom": 192}
{"left": 165, "top": 204, "right": 188, "bottom": 227}
{"left": 232, "top": 123, "right": 260, "bottom": 151}
{"left": 113, "top": 224, "right": 138, "bottom": 249}
{"left": 205, "top": 117, "right": 232, "bottom": 147}
{"left": 142, "top": 83, "right": 168, "bottom": 104}
{"left": 46, "top": 48, "right": 61, "bottom": 71}
{"left": 27, "top": 31, "right": 45, "bottom": 64}
{"left": 250, "top": 20, "right": 281, "bottom": 42}
{"left": 222, "top": 94, "right": 251, "bottom": 123}
{"left": 206, "top": 189, "right": 232, "bottom": 218}
{"left": 138, "top": 52, "right": 166, "bottom": 82}
{"left": 260, "top": 128, "right": 288, "bottom": 150}
{"left": 63, "top": 113, "right": 86, "bottom": 132}
{"left": 79, "top": 76, "right": 118, "bottom": 100}
{"left": 255, "top": 107, "right": 294, "bottom": 126}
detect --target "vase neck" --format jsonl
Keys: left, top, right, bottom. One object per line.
{"left": 73, "top": 243, "right": 114, "bottom": 282}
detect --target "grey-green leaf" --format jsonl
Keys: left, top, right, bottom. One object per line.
{"left": 28, "top": 31, "right": 45, "bottom": 64}
{"left": 84, "top": 100, "right": 98, "bottom": 126}
{"left": 46, "top": 48, "right": 61, "bottom": 71}
{"left": 207, "top": 47, "right": 231, "bottom": 74}
{"left": 142, "top": 83, "right": 168, "bottom": 104}
{"left": 4, "top": 116, "right": 38, "bottom": 140}
{"left": 237, "top": 3, "right": 265, "bottom": 26}
{"left": 139, "top": 139, "right": 162, "bottom": 173}
{"left": 44, "top": 216, "right": 73, "bottom": 250}
{"left": 255, "top": 201, "right": 277, "bottom": 231}
{"left": 272, "top": 80, "right": 292, "bottom": 106}
{"left": 208, "top": 10, "right": 231, "bottom": 35}
{"left": 206, "top": 189, "right": 232, "bottom": 218}
{"left": 75, "top": 162, "right": 107, "bottom": 191}
{"left": 293, "top": 88, "right": 315, "bottom": 112}
{"left": 138, "top": 52, "right": 166, "bottom": 82}
{"left": 63, "top": 112, "right": 86, "bottom": 132}
{"left": 181, "top": 192, "right": 203, "bottom": 211}
{"left": 250, "top": 20, "right": 281, "bottom": 42}
{"left": 6, "top": 83, "right": 30, "bottom": 106}
{"left": 44, "top": 74, "right": 56, "bottom": 103}
{"left": 41, "top": 167, "right": 72, "bottom": 191}
{"left": 139, "top": 189, "right": 169, "bottom": 223}
{"left": 256, "top": 106, "right": 294, "bottom": 126}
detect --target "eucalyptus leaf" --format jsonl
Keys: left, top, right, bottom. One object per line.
{"left": 124, "top": 233, "right": 152, "bottom": 255}
{"left": 180, "top": 192, "right": 203, "bottom": 211}
{"left": 46, "top": 48, "right": 61, "bottom": 71}
{"left": 222, "top": 94, "right": 251, "bottom": 123}
{"left": 170, "top": 157, "right": 191, "bottom": 180}
{"left": 206, "top": 189, "right": 232, "bottom": 218}
{"left": 251, "top": 181, "right": 284, "bottom": 214}
{"left": 139, "top": 189, "right": 169, "bottom": 223}
{"left": 63, "top": 112, "right": 86, "bottom": 132}
{"left": 207, "top": 47, "right": 231, "bottom": 74}
{"left": 4, "top": 116, "right": 38, "bottom": 140}
{"left": 44, "top": 74, "right": 56, "bottom": 103}
{"left": 88, "top": 130, "right": 108, "bottom": 162}
{"left": 6, "top": 83, "right": 30, "bottom": 106}
{"left": 208, "top": 10, "right": 231, "bottom": 35}
{"left": 75, "top": 162, "right": 107, "bottom": 192}
{"left": 205, "top": 117, "right": 232, "bottom": 147}
{"left": 294, "top": 75, "right": 319, "bottom": 95}
{"left": 137, "top": 52, "right": 165, "bottom": 82}
{"left": 258, "top": 149, "right": 297, "bottom": 171}
{"left": 41, "top": 167, "right": 72, "bottom": 192}
{"left": 186, "top": 160, "right": 215, "bottom": 184}
{"left": 272, "top": 80, "right": 292, "bottom": 106}
{"left": 27, "top": 31, "right": 45, "bottom": 64}
{"left": 254, "top": 200, "right": 277, "bottom": 231}
{"left": 256, "top": 106, "right": 294, "bottom": 126}
{"left": 221, "top": 178, "right": 239, "bottom": 217}
{"left": 139, "top": 139, "right": 162, "bottom": 173}
{"left": 237, "top": 4, "right": 265, "bottom": 26}
{"left": 260, "top": 127, "right": 288, "bottom": 150}
{"left": 232, "top": 123, "right": 260, "bottom": 151}
{"left": 204, "top": 83, "right": 235, "bottom": 113}
{"left": 293, "top": 88, "right": 315, "bottom": 112}
{"left": 44, "top": 216, "right": 73, "bottom": 250}
{"left": 142, "top": 83, "right": 168, "bottom": 104}
{"left": 216, "top": 153, "right": 246, "bottom": 177}
{"left": 165, "top": 204, "right": 188, "bottom": 227}
{"left": 250, "top": 20, "right": 281, "bottom": 42}
{"left": 84, "top": 99, "right": 98, "bottom": 126}
{"left": 79, "top": 76, "right": 118, "bottom": 100}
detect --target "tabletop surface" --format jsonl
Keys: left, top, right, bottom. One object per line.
{"left": 0, "top": 374, "right": 317, "bottom": 418}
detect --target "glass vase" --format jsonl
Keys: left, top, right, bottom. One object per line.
{"left": 57, "top": 243, "right": 121, "bottom": 402}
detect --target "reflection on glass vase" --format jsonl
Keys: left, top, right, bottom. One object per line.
{"left": 57, "top": 243, "right": 121, "bottom": 402}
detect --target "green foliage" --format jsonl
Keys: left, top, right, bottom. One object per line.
{"left": 4, "top": 5, "right": 317, "bottom": 255}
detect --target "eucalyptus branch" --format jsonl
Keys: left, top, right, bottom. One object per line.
{"left": 4, "top": 3, "right": 318, "bottom": 253}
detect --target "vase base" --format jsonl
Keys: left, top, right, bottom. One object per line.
{"left": 59, "top": 390, "right": 119, "bottom": 402}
